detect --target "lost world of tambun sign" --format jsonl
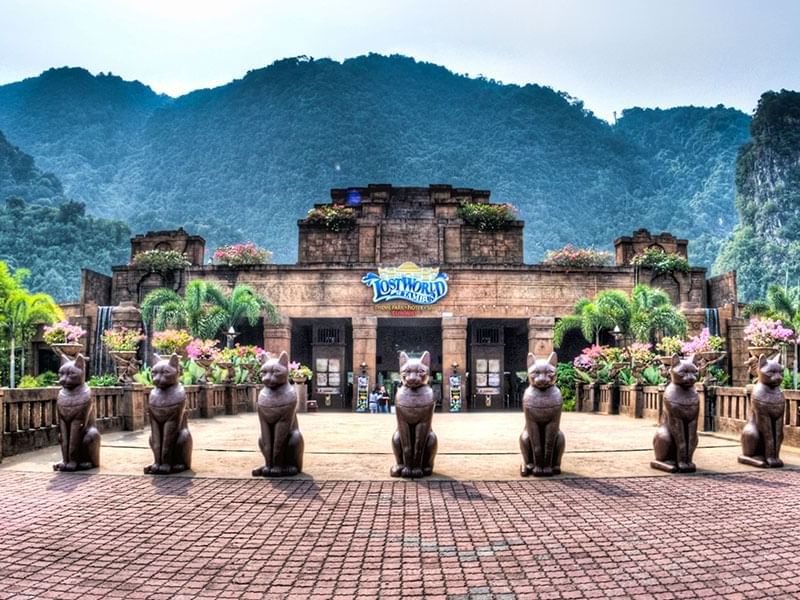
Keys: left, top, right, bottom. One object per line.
{"left": 362, "top": 262, "right": 449, "bottom": 305}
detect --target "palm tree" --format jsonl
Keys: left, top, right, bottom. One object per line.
{"left": 628, "top": 284, "right": 687, "bottom": 344}
{"left": 0, "top": 286, "right": 63, "bottom": 387}
{"left": 553, "top": 290, "right": 630, "bottom": 347}
{"left": 141, "top": 280, "right": 278, "bottom": 339}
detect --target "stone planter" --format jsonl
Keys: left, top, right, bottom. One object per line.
{"left": 597, "top": 383, "right": 620, "bottom": 415}
{"left": 618, "top": 384, "right": 644, "bottom": 418}
{"left": 49, "top": 343, "right": 84, "bottom": 361}
{"left": 109, "top": 350, "right": 139, "bottom": 383}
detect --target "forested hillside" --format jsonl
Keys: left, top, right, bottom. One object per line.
{"left": 0, "top": 131, "right": 131, "bottom": 300}
{"left": 716, "top": 90, "right": 800, "bottom": 301}
{"left": 0, "top": 55, "right": 756, "bottom": 296}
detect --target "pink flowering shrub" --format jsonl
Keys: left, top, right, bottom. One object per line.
{"left": 212, "top": 242, "right": 272, "bottom": 266}
{"left": 681, "top": 328, "right": 725, "bottom": 354}
{"left": 186, "top": 338, "right": 220, "bottom": 361}
{"left": 542, "top": 244, "right": 613, "bottom": 268}
{"left": 43, "top": 321, "right": 86, "bottom": 344}
{"left": 744, "top": 317, "right": 794, "bottom": 347}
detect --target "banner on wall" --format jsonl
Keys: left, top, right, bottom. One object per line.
{"left": 449, "top": 375, "right": 462, "bottom": 412}
{"left": 356, "top": 375, "right": 369, "bottom": 412}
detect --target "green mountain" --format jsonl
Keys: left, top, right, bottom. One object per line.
{"left": 716, "top": 90, "right": 800, "bottom": 301}
{"left": 0, "top": 55, "right": 752, "bottom": 281}
{"left": 0, "top": 130, "right": 131, "bottom": 300}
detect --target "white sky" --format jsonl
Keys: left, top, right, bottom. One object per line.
{"left": 0, "top": 0, "right": 798, "bottom": 121}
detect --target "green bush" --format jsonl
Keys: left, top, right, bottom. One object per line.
{"left": 631, "top": 248, "right": 690, "bottom": 274}
{"left": 457, "top": 202, "right": 518, "bottom": 231}
{"left": 18, "top": 375, "right": 39, "bottom": 388}
{"left": 88, "top": 374, "right": 119, "bottom": 387}
{"left": 131, "top": 249, "right": 190, "bottom": 273}
{"left": 556, "top": 362, "right": 577, "bottom": 412}
{"left": 36, "top": 371, "right": 59, "bottom": 386}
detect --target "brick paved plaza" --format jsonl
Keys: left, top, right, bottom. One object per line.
{"left": 2, "top": 413, "right": 800, "bottom": 599}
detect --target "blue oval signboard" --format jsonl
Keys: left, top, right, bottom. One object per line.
{"left": 362, "top": 262, "right": 449, "bottom": 305}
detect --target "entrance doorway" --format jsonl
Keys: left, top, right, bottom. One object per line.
{"left": 467, "top": 319, "right": 528, "bottom": 410}
{"left": 376, "top": 318, "right": 443, "bottom": 410}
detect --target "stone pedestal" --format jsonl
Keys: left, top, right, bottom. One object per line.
{"left": 352, "top": 316, "right": 378, "bottom": 400}
{"left": 528, "top": 317, "right": 555, "bottom": 357}
{"left": 122, "top": 384, "right": 147, "bottom": 431}
{"left": 295, "top": 381, "right": 308, "bottom": 413}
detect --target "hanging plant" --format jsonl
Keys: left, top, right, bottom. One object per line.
{"left": 305, "top": 205, "right": 356, "bottom": 232}
{"left": 457, "top": 202, "right": 518, "bottom": 231}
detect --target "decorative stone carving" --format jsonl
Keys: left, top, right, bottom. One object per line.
{"left": 651, "top": 355, "right": 700, "bottom": 473}
{"left": 144, "top": 354, "right": 193, "bottom": 474}
{"left": 520, "top": 352, "right": 565, "bottom": 477}
{"left": 53, "top": 354, "right": 100, "bottom": 471}
{"left": 391, "top": 351, "right": 438, "bottom": 478}
{"left": 739, "top": 355, "right": 786, "bottom": 468}
{"left": 252, "top": 351, "right": 304, "bottom": 477}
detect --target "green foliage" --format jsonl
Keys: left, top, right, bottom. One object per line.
{"left": 555, "top": 362, "right": 577, "bottom": 411}
{"left": 304, "top": 205, "right": 356, "bottom": 232}
{"left": 133, "top": 366, "right": 152, "bottom": 386}
{"left": 36, "top": 371, "right": 58, "bottom": 386}
{"left": 131, "top": 249, "right": 190, "bottom": 272}
{"left": 457, "top": 202, "right": 518, "bottom": 231}
{"left": 0, "top": 59, "right": 750, "bottom": 276}
{"left": 716, "top": 90, "right": 800, "bottom": 301}
{"left": 88, "top": 373, "right": 119, "bottom": 387}
{"left": 707, "top": 365, "right": 729, "bottom": 386}
{"left": 617, "top": 368, "right": 637, "bottom": 386}
{"left": 631, "top": 248, "right": 690, "bottom": 273}
{"left": 181, "top": 359, "right": 207, "bottom": 385}
{"left": 641, "top": 365, "right": 666, "bottom": 386}
{"left": 17, "top": 375, "right": 39, "bottom": 388}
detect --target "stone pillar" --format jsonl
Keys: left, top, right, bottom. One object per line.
{"left": 442, "top": 316, "right": 468, "bottom": 410}
{"left": 264, "top": 316, "right": 292, "bottom": 357}
{"left": 352, "top": 317, "right": 378, "bottom": 405}
{"left": 122, "top": 384, "right": 147, "bottom": 431}
{"left": 728, "top": 317, "right": 748, "bottom": 386}
{"left": 528, "top": 316, "right": 555, "bottom": 358}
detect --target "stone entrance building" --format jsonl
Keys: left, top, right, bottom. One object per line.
{"left": 72, "top": 184, "right": 740, "bottom": 410}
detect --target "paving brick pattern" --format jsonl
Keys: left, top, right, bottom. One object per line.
{"left": 1, "top": 470, "right": 800, "bottom": 599}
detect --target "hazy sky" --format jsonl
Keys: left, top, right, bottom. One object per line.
{"left": 1, "top": 0, "right": 798, "bottom": 121}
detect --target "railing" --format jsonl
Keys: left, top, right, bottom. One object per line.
{"left": 597, "top": 384, "right": 619, "bottom": 415}
{"left": 618, "top": 385, "right": 643, "bottom": 419}
{"left": 184, "top": 386, "right": 201, "bottom": 419}
{"left": 713, "top": 387, "right": 748, "bottom": 436}
{"left": 642, "top": 386, "right": 662, "bottom": 421}
{"left": 2, "top": 387, "right": 126, "bottom": 457}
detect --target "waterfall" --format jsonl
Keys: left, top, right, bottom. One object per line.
{"left": 92, "top": 306, "right": 114, "bottom": 376}
{"left": 704, "top": 308, "right": 720, "bottom": 336}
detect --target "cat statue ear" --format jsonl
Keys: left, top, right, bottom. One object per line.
{"left": 420, "top": 351, "right": 430, "bottom": 368}
{"left": 548, "top": 352, "right": 558, "bottom": 367}
{"left": 278, "top": 351, "right": 289, "bottom": 368}
{"left": 74, "top": 354, "right": 86, "bottom": 371}
{"left": 169, "top": 353, "right": 180, "bottom": 369}
{"left": 399, "top": 351, "right": 409, "bottom": 368}
{"left": 259, "top": 351, "right": 271, "bottom": 365}
{"left": 671, "top": 354, "right": 682, "bottom": 367}
{"left": 758, "top": 354, "right": 768, "bottom": 368}
{"left": 527, "top": 353, "right": 536, "bottom": 368}
{"left": 153, "top": 353, "right": 162, "bottom": 364}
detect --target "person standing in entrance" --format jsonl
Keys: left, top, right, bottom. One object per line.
{"left": 368, "top": 386, "right": 380, "bottom": 414}
{"left": 379, "top": 385, "right": 390, "bottom": 413}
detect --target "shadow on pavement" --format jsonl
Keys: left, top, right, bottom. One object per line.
{"left": 46, "top": 471, "right": 95, "bottom": 493}
{"left": 148, "top": 474, "right": 195, "bottom": 497}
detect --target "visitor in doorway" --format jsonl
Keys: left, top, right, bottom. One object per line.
{"left": 368, "top": 386, "right": 380, "bottom": 414}
{"left": 379, "top": 385, "right": 390, "bottom": 413}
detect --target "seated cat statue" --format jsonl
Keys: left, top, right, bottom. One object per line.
{"left": 651, "top": 354, "right": 700, "bottom": 473}
{"left": 520, "top": 352, "right": 565, "bottom": 477}
{"left": 252, "top": 351, "right": 304, "bottom": 477}
{"left": 144, "top": 353, "right": 193, "bottom": 475}
{"left": 391, "top": 351, "right": 438, "bottom": 478}
{"left": 53, "top": 354, "right": 101, "bottom": 471}
{"left": 739, "top": 354, "right": 785, "bottom": 468}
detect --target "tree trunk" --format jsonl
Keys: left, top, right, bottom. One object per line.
{"left": 9, "top": 336, "right": 16, "bottom": 388}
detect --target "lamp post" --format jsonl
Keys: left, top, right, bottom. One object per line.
{"left": 225, "top": 326, "right": 239, "bottom": 349}
{"left": 612, "top": 325, "right": 622, "bottom": 347}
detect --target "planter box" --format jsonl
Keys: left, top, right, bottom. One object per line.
{"left": 618, "top": 385, "right": 643, "bottom": 418}
{"left": 642, "top": 386, "right": 664, "bottom": 421}
{"left": 597, "top": 384, "right": 619, "bottom": 415}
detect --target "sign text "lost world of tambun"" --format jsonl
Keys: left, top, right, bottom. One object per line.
{"left": 361, "top": 262, "right": 449, "bottom": 305}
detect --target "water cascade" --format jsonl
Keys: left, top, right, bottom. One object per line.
{"left": 704, "top": 308, "right": 720, "bottom": 337}
{"left": 92, "top": 306, "right": 114, "bottom": 376}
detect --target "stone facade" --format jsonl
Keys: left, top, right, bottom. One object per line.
{"left": 130, "top": 227, "right": 205, "bottom": 266}
{"left": 70, "top": 184, "right": 739, "bottom": 411}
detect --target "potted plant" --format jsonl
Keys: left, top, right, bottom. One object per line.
{"left": 655, "top": 336, "right": 684, "bottom": 367}
{"left": 102, "top": 327, "right": 144, "bottom": 382}
{"left": 43, "top": 320, "right": 87, "bottom": 359}
{"left": 680, "top": 327, "right": 725, "bottom": 379}
{"left": 152, "top": 329, "right": 193, "bottom": 357}
{"left": 744, "top": 317, "right": 794, "bottom": 358}
{"left": 212, "top": 242, "right": 273, "bottom": 266}
{"left": 186, "top": 338, "right": 221, "bottom": 382}
{"left": 289, "top": 361, "right": 313, "bottom": 384}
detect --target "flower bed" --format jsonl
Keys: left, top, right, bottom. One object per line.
{"left": 457, "top": 202, "right": 518, "bottom": 231}
{"left": 542, "top": 244, "right": 612, "bottom": 267}
{"left": 212, "top": 242, "right": 272, "bottom": 266}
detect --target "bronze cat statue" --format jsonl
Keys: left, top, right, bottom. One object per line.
{"left": 144, "top": 353, "right": 193, "bottom": 475}
{"left": 520, "top": 352, "right": 565, "bottom": 477}
{"left": 53, "top": 354, "right": 101, "bottom": 471}
{"left": 651, "top": 355, "right": 700, "bottom": 473}
{"left": 252, "top": 351, "right": 304, "bottom": 477}
{"left": 739, "top": 354, "right": 785, "bottom": 468}
{"left": 391, "top": 351, "right": 438, "bottom": 478}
